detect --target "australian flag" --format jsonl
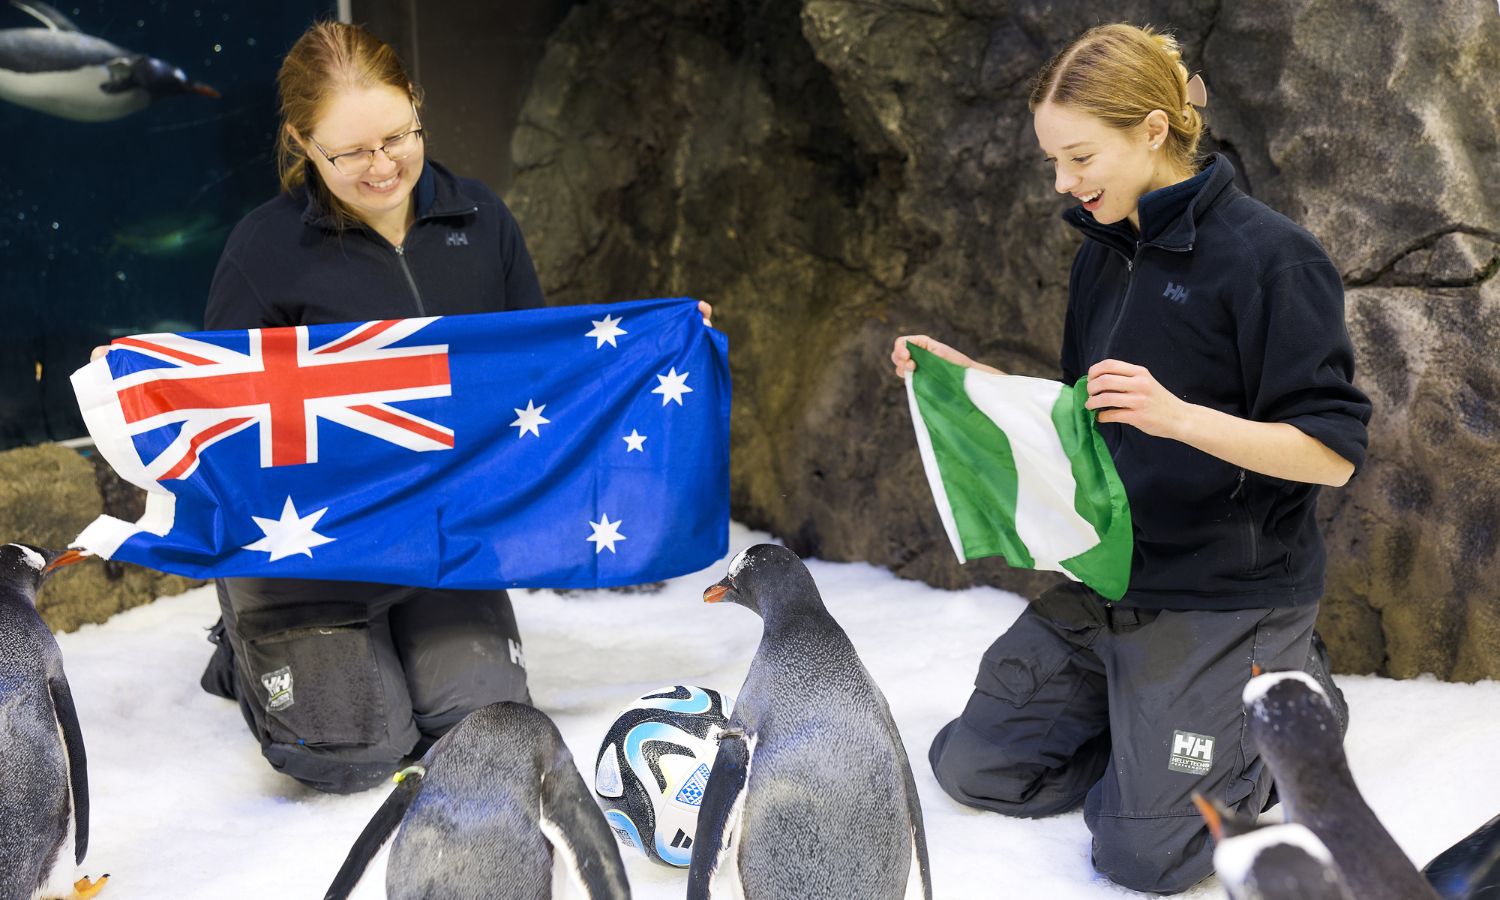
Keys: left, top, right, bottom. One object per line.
{"left": 70, "top": 297, "right": 730, "bottom": 589}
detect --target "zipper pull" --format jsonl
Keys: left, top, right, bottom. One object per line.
{"left": 393, "top": 245, "right": 405, "bottom": 256}
{"left": 1126, "top": 259, "right": 1133, "bottom": 272}
{"left": 1230, "top": 469, "right": 1246, "bottom": 499}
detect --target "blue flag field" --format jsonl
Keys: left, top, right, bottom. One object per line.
{"left": 70, "top": 297, "right": 730, "bottom": 589}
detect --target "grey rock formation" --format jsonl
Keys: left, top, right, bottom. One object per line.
{"left": 507, "top": 0, "right": 1500, "bottom": 679}
{"left": 0, "top": 444, "right": 200, "bottom": 632}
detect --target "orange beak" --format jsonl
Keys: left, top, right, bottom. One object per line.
{"left": 703, "top": 583, "right": 729, "bottom": 603}
{"left": 45, "top": 549, "right": 90, "bottom": 574}
{"left": 1191, "top": 793, "right": 1224, "bottom": 841}
{"left": 1251, "top": 663, "right": 1264, "bottom": 678}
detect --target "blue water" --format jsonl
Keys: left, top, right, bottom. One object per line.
{"left": 0, "top": 0, "right": 332, "bottom": 449}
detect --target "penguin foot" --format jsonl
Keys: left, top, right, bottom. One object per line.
{"left": 70, "top": 874, "right": 109, "bottom": 899}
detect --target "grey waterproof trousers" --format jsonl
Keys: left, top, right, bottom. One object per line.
{"left": 929, "top": 582, "right": 1347, "bottom": 894}
{"left": 212, "top": 577, "right": 529, "bottom": 794}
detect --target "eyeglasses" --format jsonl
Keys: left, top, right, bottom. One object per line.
{"left": 311, "top": 107, "right": 424, "bottom": 177}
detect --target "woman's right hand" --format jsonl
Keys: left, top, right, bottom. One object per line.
{"left": 891, "top": 334, "right": 989, "bottom": 378}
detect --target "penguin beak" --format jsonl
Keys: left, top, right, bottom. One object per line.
{"left": 703, "top": 577, "right": 733, "bottom": 604}
{"left": 190, "top": 81, "right": 220, "bottom": 98}
{"left": 1191, "top": 792, "right": 1224, "bottom": 841}
{"left": 45, "top": 549, "right": 90, "bottom": 574}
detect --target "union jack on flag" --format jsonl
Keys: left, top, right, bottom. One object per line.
{"left": 111, "top": 317, "right": 454, "bottom": 481}
{"left": 71, "top": 297, "right": 730, "bottom": 589}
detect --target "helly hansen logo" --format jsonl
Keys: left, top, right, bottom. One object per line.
{"left": 1168, "top": 730, "right": 1215, "bottom": 775}
{"left": 1162, "top": 281, "right": 1190, "bottom": 304}
{"left": 508, "top": 638, "right": 526, "bottom": 668}
{"left": 446, "top": 232, "right": 469, "bottom": 247}
{"left": 260, "top": 666, "right": 294, "bottom": 712}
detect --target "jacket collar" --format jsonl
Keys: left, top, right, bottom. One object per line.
{"left": 299, "top": 160, "right": 480, "bottom": 231}
{"left": 1062, "top": 152, "right": 1236, "bottom": 256}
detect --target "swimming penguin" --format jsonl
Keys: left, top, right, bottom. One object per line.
{"left": 323, "top": 701, "right": 630, "bottom": 900}
{"left": 0, "top": 544, "right": 106, "bottom": 900}
{"left": 0, "top": 0, "right": 218, "bottom": 122}
{"left": 1192, "top": 792, "right": 1353, "bottom": 900}
{"left": 1422, "top": 812, "right": 1500, "bottom": 900}
{"left": 1244, "top": 670, "right": 1439, "bottom": 900}
{"left": 689, "top": 544, "right": 932, "bottom": 900}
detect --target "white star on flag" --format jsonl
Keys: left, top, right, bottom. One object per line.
{"left": 511, "top": 400, "right": 550, "bottom": 438}
{"left": 623, "top": 429, "right": 647, "bottom": 452}
{"left": 587, "top": 514, "right": 626, "bottom": 554}
{"left": 652, "top": 368, "right": 693, "bottom": 406}
{"left": 586, "top": 314, "right": 627, "bottom": 349}
{"left": 242, "top": 496, "right": 335, "bottom": 562}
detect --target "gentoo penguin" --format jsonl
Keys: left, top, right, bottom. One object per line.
{"left": 0, "top": 544, "right": 105, "bottom": 900}
{"left": 1244, "top": 670, "right": 1439, "bottom": 900}
{"left": 689, "top": 544, "right": 933, "bottom": 900}
{"left": 1192, "top": 792, "right": 1353, "bottom": 900}
{"left": 323, "top": 701, "right": 630, "bottom": 900}
{"left": 0, "top": 0, "right": 218, "bottom": 122}
{"left": 1422, "top": 812, "right": 1500, "bottom": 900}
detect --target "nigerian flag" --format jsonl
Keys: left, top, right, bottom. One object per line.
{"left": 904, "top": 342, "right": 1133, "bottom": 600}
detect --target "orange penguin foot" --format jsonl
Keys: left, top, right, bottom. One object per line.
{"left": 71, "top": 874, "right": 110, "bottom": 899}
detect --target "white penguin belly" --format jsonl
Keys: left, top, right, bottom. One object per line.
{"left": 0, "top": 66, "right": 147, "bottom": 121}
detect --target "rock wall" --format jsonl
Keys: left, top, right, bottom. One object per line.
{"left": 0, "top": 445, "right": 201, "bottom": 632}
{"left": 508, "top": 0, "right": 1500, "bottom": 679}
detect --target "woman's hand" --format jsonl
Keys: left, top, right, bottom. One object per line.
{"left": 1084, "top": 359, "right": 1191, "bottom": 439}
{"left": 90, "top": 345, "right": 111, "bottom": 362}
{"left": 698, "top": 301, "right": 713, "bottom": 327}
{"left": 890, "top": 334, "right": 1001, "bottom": 378}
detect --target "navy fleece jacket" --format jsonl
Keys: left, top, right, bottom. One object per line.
{"left": 205, "top": 160, "right": 543, "bottom": 329}
{"left": 1060, "top": 154, "right": 1371, "bottom": 610}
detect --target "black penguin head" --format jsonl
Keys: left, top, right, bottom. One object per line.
{"left": 1193, "top": 792, "right": 1262, "bottom": 842}
{"left": 1209, "top": 819, "right": 1351, "bottom": 900}
{"left": 702, "top": 544, "right": 824, "bottom": 620}
{"left": 130, "top": 56, "right": 220, "bottom": 99}
{"left": 0, "top": 544, "right": 86, "bottom": 600}
{"left": 1244, "top": 670, "right": 1344, "bottom": 764}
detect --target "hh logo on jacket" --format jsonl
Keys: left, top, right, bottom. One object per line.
{"left": 446, "top": 231, "right": 469, "bottom": 247}
{"left": 1162, "top": 281, "right": 1190, "bottom": 304}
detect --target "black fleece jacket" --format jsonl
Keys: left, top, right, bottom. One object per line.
{"left": 205, "top": 160, "right": 543, "bottom": 330}
{"left": 1060, "top": 154, "right": 1371, "bottom": 610}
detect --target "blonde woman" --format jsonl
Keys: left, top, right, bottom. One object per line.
{"left": 892, "top": 24, "right": 1370, "bottom": 893}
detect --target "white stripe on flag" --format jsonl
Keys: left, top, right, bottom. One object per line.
{"left": 905, "top": 371, "right": 967, "bottom": 564}
{"left": 962, "top": 370, "right": 1099, "bottom": 572}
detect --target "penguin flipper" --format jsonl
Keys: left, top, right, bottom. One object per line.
{"left": 9, "top": 0, "right": 79, "bottom": 31}
{"left": 322, "top": 770, "right": 425, "bottom": 900}
{"left": 687, "top": 730, "right": 751, "bottom": 900}
{"left": 49, "top": 672, "right": 90, "bottom": 863}
{"left": 1420, "top": 811, "right": 1500, "bottom": 899}
{"left": 537, "top": 745, "right": 632, "bottom": 900}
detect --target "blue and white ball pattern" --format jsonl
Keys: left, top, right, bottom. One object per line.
{"left": 593, "top": 685, "right": 732, "bottom": 867}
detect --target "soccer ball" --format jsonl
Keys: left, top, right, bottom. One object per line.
{"left": 593, "top": 685, "right": 732, "bottom": 867}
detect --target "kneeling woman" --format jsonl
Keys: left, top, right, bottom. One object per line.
{"left": 893, "top": 23, "right": 1371, "bottom": 894}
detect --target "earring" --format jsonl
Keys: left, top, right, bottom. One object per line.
{"left": 1151, "top": 143, "right": 1160, "bottom": 150}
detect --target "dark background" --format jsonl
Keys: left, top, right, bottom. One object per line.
{"left": 1, "top": 0, "right": 575, "bottom": 449}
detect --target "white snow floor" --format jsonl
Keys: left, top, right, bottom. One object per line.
{"left": 52, "top": 522, "right": 1500, "bottom": 898}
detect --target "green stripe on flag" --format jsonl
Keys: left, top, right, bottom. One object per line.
{"left": 906, "top": 343, "right": 1034, "bottom": 570}
{"left": 1052, "top": 377, "right": 1132, "bottom": 601}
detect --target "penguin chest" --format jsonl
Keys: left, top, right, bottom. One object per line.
{"left": 0, "top": 66, "right": 148, "bottom": 121}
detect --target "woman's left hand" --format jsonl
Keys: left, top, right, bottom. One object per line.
{"left": 1084, "top": 359, "right": 1191, "bottom": 439}
{"left": 698, "top": 301, "right": 713, "bottom": 327}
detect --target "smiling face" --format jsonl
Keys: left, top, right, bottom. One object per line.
{"left": 297, "top": 83, "right": 424, "bottom": 237}
{"left": 1034, "top": 100, "right": 1173, "bottom": 229}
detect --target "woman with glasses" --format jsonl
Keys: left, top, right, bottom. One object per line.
{"left": 187, "top": 20, "right": 595, "bottom": 794}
